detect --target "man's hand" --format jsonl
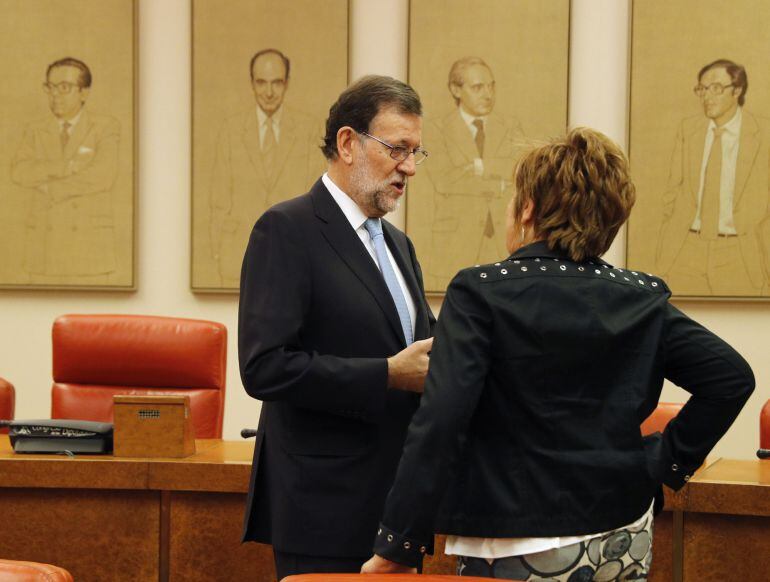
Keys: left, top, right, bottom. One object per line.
{"left": 387, "top": 337, "right": 433, "bottom": 393}
{"left": 360, "top": 554, "right": 416, "bottom": 574}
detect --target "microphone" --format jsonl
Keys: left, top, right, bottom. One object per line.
{"left": 241, "top": 428, "right": 258, "bottom": 439}
{"left": 757, "top": 449, "right": 770, "bottom": 459}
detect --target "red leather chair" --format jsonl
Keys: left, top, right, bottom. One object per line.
{"left": 641, "top": 401, "right": 683, "bottom": 436}
{"left": 283, "top": 576, "right": 499, "bottom": 582}
{"left": 0, "top": 559, "right": 73, "bottom": 582}
{"left": 0, "top": 376, "right": 15, "bottom": 434}
{"left": 758, "top": 399, "right": 770, "bottom": 459}
{"left": 51, "top": 314, "right": 227, "bottom": 438}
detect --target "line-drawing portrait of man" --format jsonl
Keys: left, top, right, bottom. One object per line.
{"left": 209, "top": 48, "right": 324, "bottom": 286}
{"left": 10, "top": 57, "right": 120, "bottom": 284}
{"left": 656, "top": 58, "right": 770, "bottom": 296}
{"left": 422, "top": 56, "right": 525, "bottom": 287}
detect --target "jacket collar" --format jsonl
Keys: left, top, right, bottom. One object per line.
{"left": 507, "top": 240, "right": 612, "bottom": 267}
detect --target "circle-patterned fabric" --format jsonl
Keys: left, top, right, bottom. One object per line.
{"left": 457, "top": 517, "right": 653, "bottom": 581}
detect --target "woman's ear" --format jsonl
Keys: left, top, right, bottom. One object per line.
{"left": 520, "top": 198, "right": 535, "bottom": 227}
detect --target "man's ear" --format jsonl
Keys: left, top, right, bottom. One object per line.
{"left": 449, "top": 82, "right": 462, "bottom": 101}
{"left": 336, "top": 126, "right": 358, "bottom": 165}
{"left": 79, "top": 87, "right": 91, "bottom": 104}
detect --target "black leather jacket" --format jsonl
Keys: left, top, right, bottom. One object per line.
{"left": 374, "top": 241, "right": 754, "bottom": 567}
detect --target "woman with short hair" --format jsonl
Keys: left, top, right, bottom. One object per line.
{"left": 363, "top": 127, "right": 754, "bottom": 580}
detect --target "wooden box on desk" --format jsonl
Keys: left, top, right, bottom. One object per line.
{"left": 113, "top": 395, "right": 196, "bottom": 458}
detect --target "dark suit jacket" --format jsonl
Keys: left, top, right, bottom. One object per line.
{"left": 373, "top": 241, "right": 754, "bottom": 568}
{"left": 238, "top": 178, "right": 435, "bottom": 557}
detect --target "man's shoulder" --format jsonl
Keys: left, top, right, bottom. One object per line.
{"left": 221, "top": 109, "right": 255, "bottom": 132}
{"left": 281, "top": 106, "right": 316, "bottom": 124}
{"left": 679, "top": 114, "right": 707, "bottom": 134}
{"left": 487, "top": 110, "right": 521, "bottom": 130}
{"left": 264, "top": 181, "right": 323, "bottom": 218}
{"left": 83, "top": 111, "right": 120, "bottom": 132}
{"left": 741, "top": 109, "right": 770, "bottom": 133}
{"left": 23, "top": 116, "right": 57, "bottom": 131}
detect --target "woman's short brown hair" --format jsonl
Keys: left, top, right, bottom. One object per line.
{"left": 513, "top": 127, "right": 636, "bottom": 262}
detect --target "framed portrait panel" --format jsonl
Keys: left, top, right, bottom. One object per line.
{"left": 628, "top": 0, "right": 770, "bottom": 299}
{"left": 0, "top": 0, "right": 136, "bottom": 290}
{"left": 191, "top": 0, "right": 348, "bottom": 292}
{"left": 406, "top": 0, "right": 569, "bottom": 294}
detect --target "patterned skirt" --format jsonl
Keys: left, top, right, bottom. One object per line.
{"left": 456, "top": 515, "right": 653, "bottom": 581}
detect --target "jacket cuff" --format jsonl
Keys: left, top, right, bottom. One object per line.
{"left": 662, "top": 459, "right": 696, "bottom": 490}
{"left": 373, "top": 523, "right": 433, "bottom": 568}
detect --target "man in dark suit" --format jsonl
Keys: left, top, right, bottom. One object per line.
{"left": 238, "top": 75, "right": 435, "bottom": 579}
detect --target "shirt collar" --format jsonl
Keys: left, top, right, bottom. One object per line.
{"left": 58, "top": 108, "right": 83, "bottom": 130}
{"left": 708, "top": 106, "right": 741, "bottom": 136}
{"left": 508, "top": 240, "right": 612, "bottom": 267}
{"left": 322, "top": 172, "right": 369, "bottom": 231}
{"left": 256, "top": 104, "right": 283, "bottom": 128}
{"left": 458, "top": 106, "right": 487, "bottom": 128}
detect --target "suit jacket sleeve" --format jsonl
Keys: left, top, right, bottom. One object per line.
{"left": 374, "top": 269, "right": 491, "bottom": 567}
{"left": 14, "top": 117, "right": 122, "bottom": 205}
{"left": 238, "top": 206, "right": 388, "bottom": 420}
{"left": 652, "top": 301, "right": 754, "bottom": 489}
{"left": 656, "top": 122, "right": 686, "bottom": 269}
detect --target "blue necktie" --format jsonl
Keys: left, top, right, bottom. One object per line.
{"left": 364, "top": 218, "right": 414, "bottom": 346}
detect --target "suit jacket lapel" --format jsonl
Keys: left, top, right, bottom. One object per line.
{"left": 268, "top": 112, "right": 296, "bottom": 190}
{"left": 311, "top": 182, "right": 406, "bottom": 346}
{"left": 241, "top": 112, "right": 270, "bottom": 188}
{"left": 734, "top": 113, "right": 760, "bottom": 207}
{"left": 43, "top": 118, "right": 63, "bottom": 161}
{"left": 383, "top": 221, "right": 427, "bottom": 339}
{"left": 687, "top": 122, "right": 707, "bottom": 204}
{"left": 62, "top": 110, "right": 91, "bottom": 159}
{"left": 446, "top": 111, "right": 479, "bottom": 162}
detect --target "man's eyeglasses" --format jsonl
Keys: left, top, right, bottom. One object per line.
{"left": 693, "top": 83, "right": 735, "bottom": 97}
{"left": 357, "top": 131, "right": 428, "bottom": 165}
{"left": 43, "top": 82, "right": 81, "bottom": 95}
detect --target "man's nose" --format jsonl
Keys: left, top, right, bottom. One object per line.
{"left": 398, "top": 154, "right": 417, "bottom": 176}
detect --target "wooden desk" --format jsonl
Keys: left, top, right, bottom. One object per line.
{"left": 1, "top": 437, "right": 747, "bottom": 581}
{"left": 678, "top": 459, "right": 770, "bottom": 581}
{"left": 0, "top": 437, "right": 263, "bottom": 582}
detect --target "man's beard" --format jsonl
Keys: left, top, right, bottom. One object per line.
{"left": 350, "top": 157, "right": 405, "bottom": 216}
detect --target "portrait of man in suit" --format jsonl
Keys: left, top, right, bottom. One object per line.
{"left": 422, "top": 56, "right": 525, "bottom": 288}
{"left": 656, "top": 59, "right": 770, "bottom": 296}
{"left": 208, "top": 48, "right": 324, "bottom": 287}
{"left": 10, "top": 57, "right": 120, "bottom": 284}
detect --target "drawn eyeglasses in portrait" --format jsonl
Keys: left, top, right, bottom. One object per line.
{"left": 692, "top": 82, "right": 735, "bottom": 97}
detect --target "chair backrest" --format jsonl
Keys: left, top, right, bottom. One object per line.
{"left": 283, "top": 576, "right": 499, "bottom": 582}
{"left": 0, "top": 559, "right": 74, "bottom": 582}
{"left": 760, "top": 399, "right": 770, "bottom": 451}
{"left": 51, "top": 314, "right": 227, "bottom": 438}
{"left": 0, "top": 377, "right": 15, "bottom": 435}
{"left": 641, "top": 402, "right": 683, "bottom": 436}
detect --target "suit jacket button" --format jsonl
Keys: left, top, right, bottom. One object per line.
{"left": 404, "top": 542, "right": 411, "bottom": 549}
{"left": 387, "top": 534, "right": 393, "bottom": 542}
{"left": 672, "top": 463, "right": 679, "bottom": 472}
